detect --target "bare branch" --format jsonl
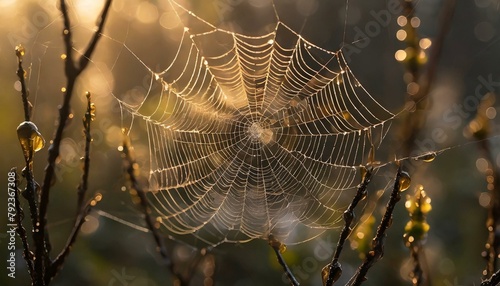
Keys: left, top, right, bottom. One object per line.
{"left": 269, "top": 235, "right": 300, "bottom": 286}
{"left": 11, "top": 167, "right": 35, "bottom": 280}
{"left": 121, "top": 136, "right": 189, "bottom": 286}
{"left": 324, "top": 167, "right": 373, "bottom": 286}
{"left": 77, "top": 92, "right": 94, "bottom": 212}
{"left": 347, "top": 167, "right": 407, "bottom": 286}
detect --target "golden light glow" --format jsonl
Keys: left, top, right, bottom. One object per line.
{"left": 396, "top": 29, "right": 407, "bottom": 41}
{"left": 486, "top": 107, "right": 497, "bottom": 119}
{"left": 160, "top": 11, "right": 180, "bottom": 29}
{"left": 419, "top": 38, "right": 432, "bottom": 50}
{"left": 136, "top": 2, "right": 158, "bottom": 24}
{"left": 476, "top": 157, "right": 489, "bottom": 173}
{"left": 397, "top": 16, "right": 407, "bottom": 27}
{"left": 410, "top": 17, "right": 421, "bottom": 28}
{"left": 395, "top": 50, "right": 407, "bottom": 62}
{"left": 407, "top": 82, "right": 420, "bottom": 95}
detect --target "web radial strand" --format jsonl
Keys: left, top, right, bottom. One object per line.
{"left": 118, "top": 1, "right": 399, "bottom": 246}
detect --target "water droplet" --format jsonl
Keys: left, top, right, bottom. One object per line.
{"left": 322, "top": 262, "right": 342, "bottom": 285}
{"left": 415, "top": 152, "right": 436, "bottom": 162}
{"left": 63, "top": 29, "right": 69, "bottom": 35}
{"left": 94, "top": 193, "right": 103, "bottom": 202}
{"left": 17, "top": 121, "right": 45, "bottom": 163}
{"left": 89, "top": 103, "right": 96, "bottom": 121}
{"left": 15, "top": 44, "right": 26, "bottom": 58}
{"left": 399, "top": 170, "right": 411, "bottom": 192}
{"left": 268, "top": 235, "right": 286, "bottom": 253}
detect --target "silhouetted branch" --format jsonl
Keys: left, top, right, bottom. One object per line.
{"left": 269, "top": 235, "right": 300, "bottom": 286}
{"left": 12, "top": 167, "right": 35, "bottom": 280}
{"left": 15, "top": 44, "right": 46, "bottom": 286}
{"left": 121, "top": 136, "right": 189, "bottom": 286}
{"left": 482, "top": 268, "right": 500, "bottom": 286}
{"left": 347, "top": 167, "right": 406, "bottom": 286}
{"left": 77, "top": 92, "right": 94, "bottom": 212}
{"left": 12, "top": 1, "right": 113, "bottom": 285}
{"left": 46, "top": 201, "right": 92, "bottom": 283}
{"left": 324, "top": 167, "right": 373, "bottom": 286}
{"left": 408, "top": 244, "right": 424, "bottom": 285}
{"left": 414, "top": 0, "right": 456, "bottom": 102}
{"left": 15, "top": 46, "right": 31, "bottom": 121}
{"left": 46, "top": 92, "right": 97, "bottom": 283}
{"left": 399, "top": 0, "right": 456, "bottom": 158}
{"left": 481, "top": 139, "right": 500, "bottom": 277}
{"left": 39, "top": 0, "right": 112, "bottom": 250}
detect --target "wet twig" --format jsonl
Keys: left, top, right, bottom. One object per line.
{"left": 121, "top": 136, "right": 189, "bottom": 286}
{"left": 39, "top": 0, "right": 112, "bottom": 257}
{"left": 77, "top": 92, "right": 94, "bottom": 212}
{"left": 11, "top": 168, "right": 35, "bottom": 280}
{"left": 46, "top": 201, "right": 93, "bottom": 283}
{"left": 482, "top": 268, "right": 500, "bottom": 286}
{"left": 269, "top": 235, "right": 300, "bottom": 286}
{"left": 324, "top": 167, "right": 373, "bottom": 286}
{"left": 12, "top": 1, "right": 112, "bottom": 285}
{"left": 46, "top": 92, "right": 98, "bottom": 283}
{"left": 347, "top": 167, "right": 406, "bottom": 286}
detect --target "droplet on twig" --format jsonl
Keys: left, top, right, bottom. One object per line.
{"left": 17, "top": 121, "right": 45, "bottom": 164}
{"left": 15, "top": 44, "right": 25, "bottom": 59}
{"left": 414, "top": 152, "right": 436, "bottom": 163}
{"left": 399, "top": 170, "right": 411, "bottom": 192}
{"left": 321, "top": 262, "right": 342, "bottom": 286}
{"left": 268, "top": 235, "right": 287, "bottom": 253}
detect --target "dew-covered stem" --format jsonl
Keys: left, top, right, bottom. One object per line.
{"left": 323, "top": 167, "right": 373, "bottom": 286}
{"left": 347, "top": 167, "right": 407, "bottom": 286}
{"left": 121, "top": 135, "right": 189, "bottom": 286}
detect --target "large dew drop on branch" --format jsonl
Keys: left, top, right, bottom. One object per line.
{"left": 17, "top": 121, "right": 45, "bottom": 164}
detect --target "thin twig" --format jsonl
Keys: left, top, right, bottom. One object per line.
{"left": 478, "top": 140, "right": 500, "bottom": 277}
{"left": 46, "top": 92, "right": 96, "bottom": 283}
{"left": 16, "top": 44, "right": 46, "bottom": 286}
{"left": 399, "top": 0, "right": 457, "bottom": 158}
{"left": 46, "top": 202, "right": 92, "bottom": 283}
{"left": 39, "top": 0, "right": 112, "bottom": 243}
{"left": 347, "top": 167, "right": 405, "bottom": 286}
{"left": 29, "top": 1, "right": 113, "bottom": 284}
{"left": 121, "top": 136, "right": 188, "bottom": 286}
{"left": 11, "top": 167, "right": 35, "bottom": 280}
{"left": 408, "top": 243, "right": 424, "bottom": 286}
{"left": 15, "top": 46, "right": 31, "bottom": 121}
{"left": 324, "top": 167, "right": 373, "bottom": 286}
{"left": 79, "top": 0, "right": 112, "bottom": 72}
{"left": 482, "top": 268, "right": 500, "bottom": 286}
{"left": 269, "top": 235, "right": 300, "bottom": 286}
{"left": 77, "top": 92, "right": 93, "bottom": 212}
{"left": 413, "top": 0, "right": 456, "bottom": 102}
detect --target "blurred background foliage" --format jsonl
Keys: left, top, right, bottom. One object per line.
{"left": 1, "top": 0, "right": 500, "bottom": 285}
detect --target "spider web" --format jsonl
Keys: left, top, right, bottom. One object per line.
{"left": 107, "top": 0, "right": 397, "bottom": 247}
